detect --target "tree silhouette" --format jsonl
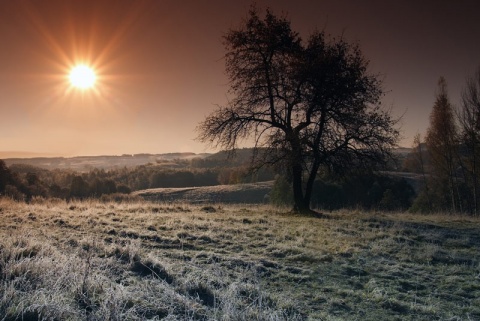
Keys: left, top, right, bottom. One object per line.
{"left": 425, "top": 77, "right": 460, "bottom": 212}
{"left": 458, "top": 66, "right": 480, "bottom": 215}
{"left": 197, "top": 8, "right": 399, "bottom": 213}
{"left": 0, "top": 160, "right": 12, "bottom": 195}
{"left": 70, "top": 175, "right": 89, "bottom": 199}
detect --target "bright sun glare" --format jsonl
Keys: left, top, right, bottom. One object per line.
{"left": 69, "top": 65, "right": 96, "bottom": 89}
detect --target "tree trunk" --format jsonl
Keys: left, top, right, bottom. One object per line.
{"left": 417, "top": 140, "right": 433, "bottom": 212}
{"left": 304, "top": 160, "right": 321, "bottom": 211}
{"left": 287, "top": 133, "right": 309, "bottom": 213}
{"left": 472, "top": 139, "right": 478, "bottom": 216}
{"left": 447, "top": 157, "right": 457, "bottom": 213}
{"left": 292, "top": 162, "right": 309, "bottom": 213}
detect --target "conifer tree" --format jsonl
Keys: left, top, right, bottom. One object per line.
{"left": 425, "top": 77, "right": 460, "bottom": 212}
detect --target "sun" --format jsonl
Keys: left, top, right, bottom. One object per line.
{"left": 69, "top": 65, "right": 96, "bottom": 89}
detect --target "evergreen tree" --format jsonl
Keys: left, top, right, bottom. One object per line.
{"left": 425, "top": 77, "right": 460, "bottom": 212}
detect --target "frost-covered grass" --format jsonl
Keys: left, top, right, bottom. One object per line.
{"left": 0, "top": 197, "right": 479, "bottom": 320}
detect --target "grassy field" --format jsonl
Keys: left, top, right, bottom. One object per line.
{"left": 0, "top": 198, "right": 479, "bottom": 320}
{"left": 133, "top": 182, "right": 273, "bottom": 204}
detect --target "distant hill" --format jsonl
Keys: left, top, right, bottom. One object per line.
{"left": 207, "top": 147, "right": 413, "bottom": 161}
{"left": 2, "top": 153, "right": 211, "bottom": 171}
{"left": 0, "top": 151, "right": 61, "bottom": 159}
{"left": 2, "top": 147, "right": 412, "bottom": 172}
{"left": 206, "top": 148, "right": 258, "bottom": 162}
{"left": 392, "top": 147, "right": 412, "bottom": 156}
{"left": 2, "top": 149, "right": 259, "bottom": 172}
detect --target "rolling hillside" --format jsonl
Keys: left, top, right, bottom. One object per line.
{"left": 133, "top": 181, "right": 273, "bottom": 204}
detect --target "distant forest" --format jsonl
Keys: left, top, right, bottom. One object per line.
{"left": 0, "top": 148, "right": 417, "bottom": 212}
{"left": 0, "top": 149, "right": 274, "bottom": 199}
{"left": 2, "top": 132, "right": 480, "bottom": 215}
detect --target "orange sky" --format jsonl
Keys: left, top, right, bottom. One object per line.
{"left": 0, "top": 0, "right": 479, "bottom": 157}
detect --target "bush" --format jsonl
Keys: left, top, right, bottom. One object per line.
{"left": 99, "top": 193, "right": 143, "bottom": 203}
{"left": 116, "top": 184, "right": 131, "bottom": 194}
{"left": 270, "top": 175, "right": 293, "bottom": 206}
{"left": 311, "top": 172, "right": 415, "bottom": 211}
{"left": 4, "top": 184, "right": 25, "bottom": 201}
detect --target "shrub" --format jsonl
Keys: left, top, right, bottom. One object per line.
{"left": 4, "top": 184, "right": 25, "bottom": 201}
{"left": 269, "top": 175, "right": 293, "bottom": 207}
{"left": 311, "top": 172, "right": 415, "bottom": 211}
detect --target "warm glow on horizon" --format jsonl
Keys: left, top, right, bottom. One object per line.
{"left": 0, "top": 1, "right": 477, "bottom": 156}
{"left": 69, "top": 65, "right": 96, "bottom": 89}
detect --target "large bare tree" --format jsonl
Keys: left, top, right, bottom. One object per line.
{"left": 197, "top": 8, "right": 399, "bottom": 213}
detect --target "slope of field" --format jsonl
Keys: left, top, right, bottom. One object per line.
{"left": 133, "top": 181, "right": 273, "bottom": 204}
{"left": 0, "top": 198, "right": 479, "bottom": 320}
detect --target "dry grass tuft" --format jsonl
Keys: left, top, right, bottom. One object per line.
{"left": 0, "top": 198, "right": 479, "bottom": 320}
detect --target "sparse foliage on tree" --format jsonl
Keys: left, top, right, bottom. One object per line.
{"left": 197, "top": 8, "right": 399, "bottom": 213}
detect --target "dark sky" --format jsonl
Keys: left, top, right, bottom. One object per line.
{"left": 0, "top": 0, "right": 479, "bottom": 157}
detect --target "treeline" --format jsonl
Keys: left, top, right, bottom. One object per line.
{"left": 0, "top": 159, "right": 275, "bottom": 201}
{"left": 2, "top": 157, "right": 417, "bottom": 211}
{"left": 402, "top": 68, "right": 480, "bottom": 215}
{"left": 270, "top": 172, "right": 415, "bottom": 211}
